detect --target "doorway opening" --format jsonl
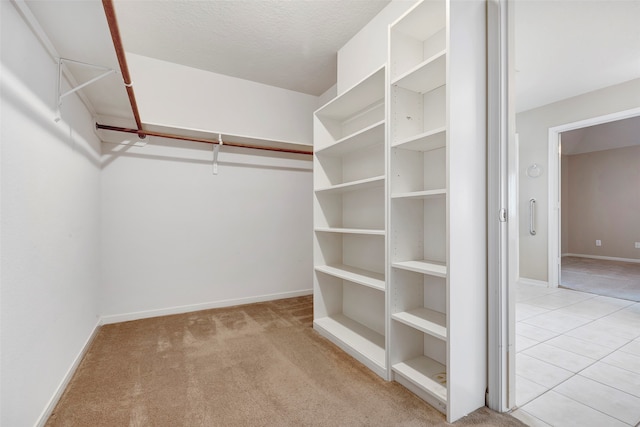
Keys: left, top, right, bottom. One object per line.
{"left": 547, "top": 108, "right": 640, "bottom": 302}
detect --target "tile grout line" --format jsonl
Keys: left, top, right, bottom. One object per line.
{"left": 515, "top": 285, "right": 640, "bottom": 426}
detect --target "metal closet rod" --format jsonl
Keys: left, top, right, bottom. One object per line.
{"left": 102, "top": 0, "right": 144, "bottom": 137}
{"left": 96, "top": 123, "right": 314, "bottom": 155}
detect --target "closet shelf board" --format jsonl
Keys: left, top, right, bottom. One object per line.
{"left": 393, "top": 356, "right": 447, "bottom": 405}
{"left": 392, "top": 127, "right": 446, "bottom": 152}
{"left": 315, "top": 264, "right": 385, "bottom": 291}
{"left": 391, "top": 51, "right": 446, "bottom": 94}
{"left": 392, "top": 308, "right": 446, "bottom": 340}
{"left": 316, "top": 120, "right": 385, "bottom": 157}
{"left": 315, "top": 227, "right": 385, "bottom": 236}
{"left": 315, "top": 175, "right": 385, "bottom": 195}
{"left": 392, "top": 260, "right": 447, "bottom": 278}
{"left": 314, "top": 315, "right": 386, "bottom": 375}
{"left": 316, "top": 66, "right": 385, "bottom": 121}
{"left": 391, "top": 189, "right": 446, "bottom": 200}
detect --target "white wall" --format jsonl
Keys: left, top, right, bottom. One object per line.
{"left": 127, "top": 53, "right": 318, "bottom": 145}
{"left": 100, "top": 139, "right": 313, "bottom": 320}
{"left": 337, "top": 0, "right": 417, "bottom": 94}
{"left": 0, "top": 2, "right": 102, "bottom": 425}
{"left": 517, "top": 78, "right": 640, "bottom": 281}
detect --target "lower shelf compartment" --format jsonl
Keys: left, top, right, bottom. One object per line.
{"left": 393, "top": 356, "right": 447, "bottom": 409}
{"left": 314, "top": 314, "right": 386, "bottom": 378}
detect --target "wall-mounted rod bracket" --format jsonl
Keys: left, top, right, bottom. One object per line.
{"left": 213, "top": 133, "right": 223, "bottom": 175}
{"left": 55, "top": 58, "right": 116, "bottom": 122}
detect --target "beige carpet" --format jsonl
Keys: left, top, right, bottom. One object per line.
{"left": 47, "top": 296, "right": 523, "bottom": 426}
{"left": 561, "top": 256, "right": 640, "bottom": 301}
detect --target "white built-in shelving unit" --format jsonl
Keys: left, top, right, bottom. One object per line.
{"left": 388, "top": 0, "right": 487, "bottom": 422}
{"left": 313, "top": 0, "right": 486, "bottom": 421}
{"left": 313, "top": 66, "right": 387, "bottom": 379}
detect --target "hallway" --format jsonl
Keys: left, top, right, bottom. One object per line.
{"left": 511, "top": 284, "right": 640, "bottom": 426}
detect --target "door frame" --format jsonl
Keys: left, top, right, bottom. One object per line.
{"left": 547, "top": 107, "right": 640, "bottom": 288}
{"left": 486, "top": 0, "right": 516, "bottom": 412}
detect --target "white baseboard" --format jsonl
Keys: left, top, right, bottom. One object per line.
{"left": 517, "top": 277, "right": 550, "bottom": 287}
{"left": 100, "top": 289, "right": 314, "bottom": 325}
{"left": 36, "top": 319, "right": 101, "bottom": 427}
{"left": 563, "top": 253, "right": 640, "bottom": 264}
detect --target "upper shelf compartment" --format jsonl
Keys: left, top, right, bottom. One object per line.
{"left": 392, "top": 50, "right": 446, "bottom": 95}
{"left": 389, "top": 0, "right": 446, "bottom": 83}
{"left": 315, "top": 66, "right": 385, "bottom": 151}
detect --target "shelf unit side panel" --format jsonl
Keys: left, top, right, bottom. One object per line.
{"left": 343, "top": 281, "right": 386, "bottom": 336}
{"left": 343, "top": 234, "right": 385, "bottom": 275}
{"left": 446, "top": 0, "right": 488, "bottom": 421}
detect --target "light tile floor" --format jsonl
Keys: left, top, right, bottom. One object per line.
{"left": 511, "top": 284, "right": 640, "bottom": 427}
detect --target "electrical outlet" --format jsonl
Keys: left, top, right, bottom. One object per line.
{"left": 596, "top": 240, "right": 602, "bottom": 247}
{"left": 635, "top": 242, "right": 640, "bottom": 249}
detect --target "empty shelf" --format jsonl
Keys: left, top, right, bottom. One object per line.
{"left": 315, "top": 264, "right": 385, "bottom": 291}
{"left": 316, "top": 67, "right": 385, "bottom": 120}
{"left": 314, "top": 314, "right": 386, "bottom": 375}
{"left": 392, "top": 127, "right": 446, "bottom": 152}
{"left": 392, "top": 260, "right": 447, "bottom": 277}
{"left": 393, "top": 356, "right": 447, "bottom": 405}
{"left": 392, "top": 51, "right": 446, "bottom": 94}
{"left": 392, "top": 308, "right": 446, "bottom": 341}
{"left": 315, "top": 227, "right": 385, "bottom": 236}
{"left": 315, "top": 175, "right": 385, "bottom": 195}
{"left": 391, "top": 189, "right": 446, "bottom": 200}
{"left": 316, "top": 120, "right": 385, "bottom": 157}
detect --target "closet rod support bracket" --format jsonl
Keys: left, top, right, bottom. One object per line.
{"left": 55, "top": 58, "right": 116, "bottom": 122}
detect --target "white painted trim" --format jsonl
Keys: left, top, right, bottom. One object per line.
{"left": 563, "top": 253, "right": 640, "bottom": 264}
{"left": 517, "top": 277, "right": 549, "bottom": 288}
{"left": 100, "top": 289, "right": 314, "bottom": 324}
{"left": 486, "top": 0, "right": 514, "bottom": 413}
{"left": 547, "top": 106, "right": 640, "bottom": 289}
{"left": 35, "top": 319, "right": 102, "bottom": 427}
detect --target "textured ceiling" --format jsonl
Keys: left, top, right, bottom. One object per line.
{"left": 113, "top": 0, "right": 390, "bottom": 96}
{"left": 22, "top": 0, "right": 640, "bottom": 128}
{"left": 515, "top": 0, "right": 640, "bottom": 113}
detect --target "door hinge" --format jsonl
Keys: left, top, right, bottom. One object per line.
{"left": 499, "top": 208, "right": 507, "bottom": 222}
